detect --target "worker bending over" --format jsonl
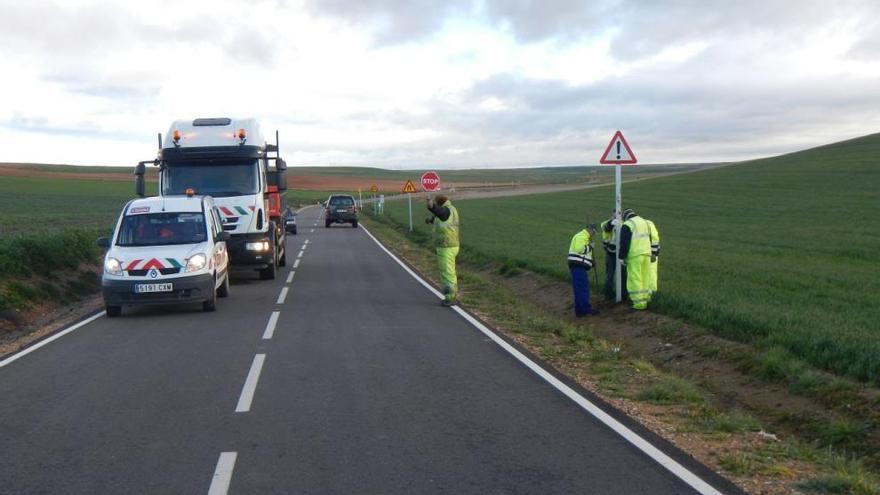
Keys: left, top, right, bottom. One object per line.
{"left": 426, "top": 194, "right": 460, "bottom": 307}
{"left": 618, "top": 209, "right": 653, "bottom": 310}
{"left": 567, "top": 220, "right": 599, "bottom": 317}
{"left": 600, "top": 213, "right": 627, "bottom": 300}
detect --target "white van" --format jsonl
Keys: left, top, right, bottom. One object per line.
{"left": 98, "top": 193, "right": 231, "bottom": 316}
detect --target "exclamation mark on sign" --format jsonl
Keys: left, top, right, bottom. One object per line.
{"left": 616, "top": 141, "right": 621, "bottom": 160}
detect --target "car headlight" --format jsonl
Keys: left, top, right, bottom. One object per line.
{"left": 104, "top": 257, "right": 122, "bottom": 275}
{"left": 246, "top": 241, "right": 270, "bottom": 252}
{"left": 185, "top": 253, "right": 207, "bottom": 272}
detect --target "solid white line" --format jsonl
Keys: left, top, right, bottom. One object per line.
{"left": 286, "top": 271, "right": 295, "bottom": 284}
{"left": 297, "top": 250, "right": 304, "bottom": 258}
{"left": 0, "top": 311, "right": 105, "bottom": 368}
{"left": 276, "top": 287, "right": 289, "bottom": 305}
{"left": 235, "top": 354, "right": 266, "bottom": 413}
{"left": 293, "top": 259, "right": 301, "bottom": 268}
{"left": 358, "top": 225, "right": 724, "bottom": 495}
{"left": 207, "top": 452, "right": 237, "bottom": 495}
{"left": 262, "top": 311, "right": 280, "bottom": 340}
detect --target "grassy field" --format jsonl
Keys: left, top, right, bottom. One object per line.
{"left": 372, "top": 133, "right": 880, "bottom": 384}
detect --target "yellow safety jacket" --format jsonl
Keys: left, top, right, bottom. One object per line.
{"left": 623, "top": 216, "right": 651, "bottom": 258}
{"left": 567, "top": 229, "right": 594, "bottom": 269}
{"left": 647, "top": 219, "right": 660, "bottom": 257}
{"left": 433, "top": 202, "right": 460, "bottom": 248}
{"left": 600, "top": 220, "right": 615, "bottom": 253}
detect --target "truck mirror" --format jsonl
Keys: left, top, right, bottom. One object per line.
{"left": 135, "top": 163, "right": 146, "bottom": 197}
{"left": 276, "top": 168, "right": 287, "bottom": 191}
{"left": 276, "top": 158, "right": 287, "bottom": 171}
{"left": 96, "top": 237, "right": 111, "bottom": 248}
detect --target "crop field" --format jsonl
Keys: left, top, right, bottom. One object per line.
{"left": 373, "top": 133, "right": 880, "bottom": 384}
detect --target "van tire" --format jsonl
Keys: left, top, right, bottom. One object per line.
{"left": 217, "top": 273, "right": 230, "bottom": 298}
{"left": 106, "top": 305, "right": 122, "bottom": 317}
{"left": 352, "top": 221, "right": 358, "bottom": 228}
{"left": 203, "top": 278, "right": 218, "bottom": 311}
{"left": 325, "top": 220, "right": 331, "bottom": 228}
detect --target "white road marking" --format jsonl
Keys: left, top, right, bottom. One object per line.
{"left": 0, "top": 311, "right": 105, "bottom": 368}
{"left": 293, "top": 259, "right": 301, "bottom": 268}
{"left": 301, "top": 243, "right": 308, "bottom": 250}
{"left": 207, "top": 452, "right": 237, "bottom": 495}
{"left": 304, "top": 239, "right": 310, "bottom": 244}
{"left": 297, "top": 250, "right": 304, "bottom": 258}
{"left": 262, "top": 311, "right": 280, "bottom": 340}
{"left": 359, "top": 225, "right": 724, "bottom": 495}
{"left": 310, "top": 229, "right": 314, "bottom": 233}
{"left": 286, "top": 271, "right": 295, "bottom": 284}
{"left": 276, "top": 287, "right": 289, "bottom": 305}
{"left": 235, "top": 354, "right": 266, "bottom": 413}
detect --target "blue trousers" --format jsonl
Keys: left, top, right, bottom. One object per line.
{"left": 569, "top": 266, "right": 593, "bottom": 316}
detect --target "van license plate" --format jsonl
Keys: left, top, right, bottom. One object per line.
{"left": 135, "top": 283, "right": 173, "bottom": 293}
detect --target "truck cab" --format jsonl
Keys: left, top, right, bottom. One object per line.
{"left": 135, "top": 117, "right": 288, "bottom": 280}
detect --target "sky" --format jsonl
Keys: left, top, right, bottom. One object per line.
{"left": 1, "top": 0, "right": 879, "bottom": 168}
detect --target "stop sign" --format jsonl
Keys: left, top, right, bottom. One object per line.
{"left": 421, "top": 171, "right": 441, "bottom": 192}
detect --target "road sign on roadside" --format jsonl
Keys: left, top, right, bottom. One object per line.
{"left": 370, "top": 185, "right": 378, "bottom": 193}
{"left": 402, "top": 180, "right": 417, "bottom": 193}
{"left": 599, "top": 130, "right": 637, "bottom": 165}
{"left": 421, "top": 171, "right": 441, "bottom": 191}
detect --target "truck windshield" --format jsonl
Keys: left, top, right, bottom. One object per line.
{"left": 116, "top": 212, "right": 208, "bottom": 246}
{"left": 162, "top": 160, "right": 259, "bottom": 197}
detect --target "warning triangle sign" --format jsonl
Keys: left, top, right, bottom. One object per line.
{"left": 402, "top": 179, "right": 418, "bottom": 193}
{"left": 599, "top": 130, "right": 637, "bottom": 165}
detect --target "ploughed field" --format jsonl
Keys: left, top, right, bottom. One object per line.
{"left": 375, "top": 134, "right": 880, "bottom": 384}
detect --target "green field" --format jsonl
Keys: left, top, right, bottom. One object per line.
{"left": 372, "top": 134, "right": 880, "bottom": 384}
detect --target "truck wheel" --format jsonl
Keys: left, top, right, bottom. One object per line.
{"left": 217, "top": 273, "right": 230, "bottom": 298}
{"left": 203, "top": 281, "right": 217, "bottom": 311}
{"left": 292, "top": 226, "right": 297, "bottom": 235}
{"left": 105, "top": 305, "right": 122, "bottom": 317}
{"left": 325, "top": 220, "right": 331, "bottom": 228}
{"left": 352, "top": 221, "right": 358, "bottom": 228}
{"left": 259, "top": 261, "right": 276, "bottom": 280}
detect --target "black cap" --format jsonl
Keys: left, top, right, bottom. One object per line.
{"left": 623, "top": 208, "right": 636, "bottom": 220}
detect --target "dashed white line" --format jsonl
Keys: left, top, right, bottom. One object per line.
{"left": 301, "top": 243, "right": 308, "bottom": 250}
{"left": 207, "top": 452, "right": 237, "bottom": 495}
{"left": 297, "top": 250, "right": 304, "bottom": 258}
{"left": 310, "top": 229, "right": 314, "bottom": 233}
{"left": 276, "top": 287, "right": 289, "bottom": 304}
{"left": 286, "top": 271, "right": 295, "bottom": 284}
{"left": 358, "top": 224, "right": 724, "bottom": 495}
{"left": 235, "top": 354, "right": 266, "bottom": 413}
{"left": 0, "top": 311, "right": 105, "bottom": 368}
{"left": 262, "top": 311, "right": 280, "bottom": 340}
{"left": 293, "top": 259, "right": 300, "bottom": 268}
{"left": 304, "top": 239, "right": 310, "bottom": 244}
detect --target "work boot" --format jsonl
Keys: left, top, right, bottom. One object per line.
{"left": 441, "top": 299, "right": 458, "bottom": 307}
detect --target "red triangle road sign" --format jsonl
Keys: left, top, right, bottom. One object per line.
{"left": 599, "top": 130, "right": 637, "bottom": 165}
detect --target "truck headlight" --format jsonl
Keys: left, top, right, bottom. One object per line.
{"left": 246, "top": 241, "right": 270, "bottom": 252}
{"left": 185, "top": 253, "right": 207, "bottom": 272}
{"left": 104, "top": 257, "right": 122, "bottom": 275}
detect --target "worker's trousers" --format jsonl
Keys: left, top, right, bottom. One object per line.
{"left": 626, "top": 254, "right": 652, "bottom": 310}
{"left": 648, "top": 257, "right": 658, "bottom": 293}
{"left": 603, "top": 251, "right": 627, "bottom": 300}
{"left": 436, "top": 246, "right": 459, "bottom": 302}
{"left": 569, "top": 266, "right": 593, "bottom": 316}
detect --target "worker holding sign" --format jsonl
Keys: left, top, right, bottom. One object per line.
{"left": 426, "top": 194, "right": 460, "bottom": 306}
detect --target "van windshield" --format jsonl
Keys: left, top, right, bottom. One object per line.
{"left": 163, "top": 160, "right": 259, "bottom": 197}
{"left": 116, "top": 212, "right": 207, "bottom": 246}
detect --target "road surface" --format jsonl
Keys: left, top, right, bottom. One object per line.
{"left": 0, "top": 206, "right": 737, "bottom": 494}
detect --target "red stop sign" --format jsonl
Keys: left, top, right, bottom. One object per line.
{"left": 421, "top": 171, "right": 441, "bottom": 191}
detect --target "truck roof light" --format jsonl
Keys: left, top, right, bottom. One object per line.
{"left": 186, "top": 188, "right": 195, "bottom": 197}
{"left": 237, "top": 128, "right": 247, "bottom": 140}
{"left": 172, "top": 130, "right": 181, "bottom": 142}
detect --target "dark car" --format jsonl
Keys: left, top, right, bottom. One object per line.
{"left": 325, "top": 195, "right": 359, "bottom": 228}
{"left": 283, "top": 207, "right": 297, "bottom": 235}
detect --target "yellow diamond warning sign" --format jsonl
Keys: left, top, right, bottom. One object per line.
{"left": 370, "top": 185, "right": 379, "bottom": 193}
{"left": 402, "top": 180, "right": 418, "bottom": 194}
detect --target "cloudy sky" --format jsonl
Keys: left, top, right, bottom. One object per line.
{"left": 1, "top": 0, "right": 879, "bottom": 168}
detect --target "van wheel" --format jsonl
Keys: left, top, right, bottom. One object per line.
{"left": 325, "top": 220, "right": 331, "bottom": 228}
{"left": 352, "top": 221, "right": 358, "bottom": 228}
{"left": 217, "top": 273, "right": 230, "bottom": 298}
{"left": 203, "top": 278, "right": 218, "bottom": 311}
{"left": 106, "top": 305, "right": 122, "bottom": 317}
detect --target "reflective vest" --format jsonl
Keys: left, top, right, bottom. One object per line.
{"left": 623, "top": 216, "right": 651, "bottom": 258}
{"left": 646, "top": 219, "right": 660, "bottom": 256}
{"left": 433, "top": 202, "right": 460, "bottom": 248}
{"left": 600, "top": 220, "right": 615, "bottom": 253}
{"left": 567, "top": 229, "right": 594, "bottom": 269}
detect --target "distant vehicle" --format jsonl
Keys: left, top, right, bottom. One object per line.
{"left": 134, "top": 117, "right": 288, "bottom": 280}
{"left": 97, "top": 193, "right": 231, "bottom": 317}
{"left": 325, "top": 195, "right": 358, "bottom": 228}
{"left": 283, "top": 207, "right": 297, "bottom": 235}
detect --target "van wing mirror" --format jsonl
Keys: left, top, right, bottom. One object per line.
{"left": 96, "top": 237, "right": 111, "bottom": 248}
{"left": 217, "top": 231, "right": 231, "bottom": 242}
{"left": 135, "top": 162, "right": 146, "bottom": 197}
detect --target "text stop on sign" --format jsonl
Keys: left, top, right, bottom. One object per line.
{"left": 421, "top": 171, "right": 441, "bottom": 191}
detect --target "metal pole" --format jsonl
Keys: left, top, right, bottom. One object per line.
{"left": 408, "top": 193, "right": 413, "bottom": 231}
{"left": 614, "top": 164, "right": 623, "bottom": 303}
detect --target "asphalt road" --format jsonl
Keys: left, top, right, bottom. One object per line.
{"left": 0, "top": 206, "right": 734, "bottom": 494}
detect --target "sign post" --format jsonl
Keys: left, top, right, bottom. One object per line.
{"left": 599, "top": 130, "right": 637, "bottom": 303}
{"left": 370, "top": 185, "right": 379, "bottom": 215}
{"left": 402, "top": 179, "right": 418, "bottom": 231}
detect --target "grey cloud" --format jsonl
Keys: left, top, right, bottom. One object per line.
{"left": 4, "top": 113, "right": 142, "bottom": 140}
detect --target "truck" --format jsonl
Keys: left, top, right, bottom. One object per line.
{"left": 135, "top": 117, "right": 287, "bottom": 280}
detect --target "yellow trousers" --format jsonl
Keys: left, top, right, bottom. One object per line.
{"left": 436, "top": 247, "right": 459, "bottom": 301}
{"left": 626, "top": 254, "right": 652, "bottom": 310}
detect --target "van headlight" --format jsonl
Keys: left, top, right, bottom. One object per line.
{"left": 104, "top": 257, "right": 122, "bottom": 275}
{"left": 185, "top": 253, "right": 207, "bottom": 272}
{"left": 246, "top": 241, "right": 270, "bottom": 252}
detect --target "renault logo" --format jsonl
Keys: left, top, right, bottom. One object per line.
{"left": 149, "top": 269, "right": 158, "bottom": 278}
